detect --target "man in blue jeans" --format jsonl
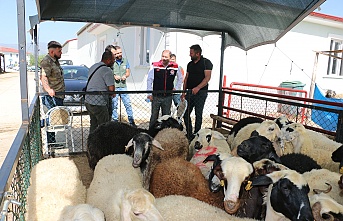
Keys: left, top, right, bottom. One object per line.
{"left": 181, "top": 44, "right": 213, "bottom": 141}
{"left": 107, "top": 45, "right": 136, "bottom": 127}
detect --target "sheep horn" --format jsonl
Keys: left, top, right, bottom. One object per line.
{"left": 313, "top": 183, "right": 332, "bottom": 194}
{"left": 312, "top": 202, "right": 334, "bottom": 221}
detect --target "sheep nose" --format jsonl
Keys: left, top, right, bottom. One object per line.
{"left": 194, "top": 141, "right": 202, "bottom": 150}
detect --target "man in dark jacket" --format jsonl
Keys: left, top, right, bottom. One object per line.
{"left": 181, "top": 44, "right": 213, "bottom": 141}
{"left": 146, "top": 50, "right": 183, "bottom": 130}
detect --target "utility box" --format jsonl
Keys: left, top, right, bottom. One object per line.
{"left": 278, "top": 81, "right": 306, "bottom": 115}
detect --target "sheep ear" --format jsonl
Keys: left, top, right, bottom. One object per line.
{"left": 120, "top": 191, "right": 133, "bottom": 221}
{"left": 125, "top": 139, "right": 134, "bottom": 152}
{"left": 152, "top": 139, "right": 164, "bottom": 150}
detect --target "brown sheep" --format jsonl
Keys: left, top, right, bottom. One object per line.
{"left": 150, "top": 157, "right": 224, "bottom": 210}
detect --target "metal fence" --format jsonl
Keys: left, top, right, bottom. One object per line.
{"left": 1, "top": 88, "right": 343, "bottom": 220}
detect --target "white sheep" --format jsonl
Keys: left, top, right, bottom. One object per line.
{"left": 281, "top": 123, "right": 340, "bottom": 172}
{"left": 86, "top": 154, "right": 163, "bottom": 221}
{"left": 25, "top": 157, "right": 87, "bottom": 221}
{"left": 189, "top": 128, "right": 231, "bottom": 179}
{"left": 155, "top": 195, "right": 258, "bottom": 221}
{"left": 58, "top": 204, "right": 105, "bottom": 221}
{"left": 310, "top": 193, "right": 343, "bottom": 220}
{"left": 303, "top": 168, "right": 343, "bottom": 205}
{"left": 231, "top": 120, "right": 281, "bottom": 156}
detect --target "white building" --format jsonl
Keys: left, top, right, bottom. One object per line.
{"left": 61, "top": 12, "right": 343, "bottom": 95}
{"left": 0, "top": 46, "right": 20, "bottom": 67}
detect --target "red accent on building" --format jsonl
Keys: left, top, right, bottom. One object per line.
{"left": 310, "top": 12, "right": 343, "bottom": 23}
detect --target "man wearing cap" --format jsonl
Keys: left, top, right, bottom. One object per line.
{"left": 40, "top": 41, "right": 65, "bottom": 147}
{"left": 40, "top": 40, "right": 65, "bottom": 108}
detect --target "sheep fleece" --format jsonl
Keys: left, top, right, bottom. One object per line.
{"left": 25, "top": 157, "right": 86, "bottom": 221}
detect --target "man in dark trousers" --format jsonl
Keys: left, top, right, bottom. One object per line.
{"left": 85, "top": 50, "right": 115, "bottom": 133}
{"left": 146, "top": 50, "right": 183, "bottom": 130}
{"left": 181, "top": 44, "right": 213, "bottom": 141}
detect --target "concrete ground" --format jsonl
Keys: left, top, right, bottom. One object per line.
{"left": 0, "top": 70, "right": 37, "bottom": 167}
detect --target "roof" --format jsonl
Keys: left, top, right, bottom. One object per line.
{"left": 36, "top": 0, "right": 325, "bottom": 51}
{"left": 310, "top": 12, "right": 343, "bottom": 23}
{"left": 0, "top": 47, "right": 19, "bottom": 53}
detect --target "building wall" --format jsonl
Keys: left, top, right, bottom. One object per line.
{"left": 72, "top": 15, "right": 343, "bottom": 95}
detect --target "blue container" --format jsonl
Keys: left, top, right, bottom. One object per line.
{"left": 311, "top": 84, "right": 343, "bottom": 131}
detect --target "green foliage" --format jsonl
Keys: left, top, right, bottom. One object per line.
{"left": 29, "top": 54, "right": 45, "bottom": 66}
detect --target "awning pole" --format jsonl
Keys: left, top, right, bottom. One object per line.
{"left": 16, "top": 0, "right": 29, "bottom": 124}
{"left": 217, "top": 32, "right": 225, "bottom": 127}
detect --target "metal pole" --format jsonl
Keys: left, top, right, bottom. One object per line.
{"left": 16, "top": 0, "right": 29, "bottom": 124}
{"left": 217, "top": 32, "right": 225, "bottom": 127}
{"left": 34, "top": 25, "right": 40, "bottom": 93}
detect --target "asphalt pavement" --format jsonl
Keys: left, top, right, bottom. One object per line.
{"left": 0, "top": 70, "right": 37, "bottom": 167}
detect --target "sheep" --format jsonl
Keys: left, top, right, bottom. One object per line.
{"left": 87, "top": 115, "right": 183, "bottom": 170}
{"left": 303, "top": 168, "right": 343, "bottom": 205}
{"left": 150, "top": 157, "right": 225, "bottom": 210}
{"left": 310, "top": 193, "right": 343, "bottom": 221}
{"left": 236, "top": 134, "right": 321, "bottom": 174}
{"left": 226, "top": 116, "right": 264, "bottom": 146}
{"left": 189, "top": 129, "right": 231, "bottom": 182}
{"left": 86, "top": 154, "right": 163, "bottom": 221}
{"left": 125, "top": 128, "right": 188, "bottom": 191}
{"left": 155, "top": 195, "right": 258, "bottom": 221}
{"left": 281, "top": 122, "right": 340, "bottom": 172}
{"left": 58, "top": 204, "right": 105, "bottom": 221}
{"left": 25, "top": 157, "right": 87, "bottom": 221}
{"left": 251, "top": 169, "right": 314, "bottom": 221}
{"left": 332, "top": 145, "right": 343, "bottom": 173}
{"left": 325, "top": 89, "right": 343, "bottom": 99}
{"left": 152, "top": 128, "right": 189, "bottom": 162}
{"left": 231, "top": 120, "right": 281, "bottom": 156}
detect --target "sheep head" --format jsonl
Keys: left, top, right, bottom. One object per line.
{"left": 120, "top": 188, "right": 164, "bottom": 221}
{"left": 237, "top": 135, "right": 281, "bottom": 164}
{"left": 125, "top": 133, "right": 163, "bottom": 168}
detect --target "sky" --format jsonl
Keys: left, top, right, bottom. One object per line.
{"left": 0, "top": 0, "right": 342, "bottom": 48}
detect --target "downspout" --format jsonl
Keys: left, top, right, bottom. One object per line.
{"left": 217, "top": 32, "right": 225, "bottom": 127}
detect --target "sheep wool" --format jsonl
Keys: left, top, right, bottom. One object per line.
{"left": 303, "top": 169, "right": 343, "bottom": 205}
{"left": 58, "top": 204, "right": 105, "bottom": 221}
{"left": 86, "top": 154, "right": 142, "bottom": 221}
{"left": 155, "top": 195, "right": 258, "bottom": 221}
{"left": 153, "top": 128, "right": 189, "bottom": 161}
{"left": 25, "top": 157, "right": 87, "bottom": 221}
{"left": 150, "top": 157, "right": 225, "bottom": 210}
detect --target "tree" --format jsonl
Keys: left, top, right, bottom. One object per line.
{"left": 29, "top": 54, "right": 45, "bottom": 66}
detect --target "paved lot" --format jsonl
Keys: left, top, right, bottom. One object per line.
{"left": 0, "top": 70, "right": 36, "bottom": 167}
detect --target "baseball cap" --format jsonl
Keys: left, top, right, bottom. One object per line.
{"left": 47, "top": 41, "right": 62, "bottom": 49}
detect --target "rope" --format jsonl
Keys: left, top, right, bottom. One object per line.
{"left": 258, "top": 44, "right": 276, "bottom": 84}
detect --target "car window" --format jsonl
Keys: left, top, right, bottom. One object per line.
{"left": 63, "top": 67, "right": 89, "bottom": 80}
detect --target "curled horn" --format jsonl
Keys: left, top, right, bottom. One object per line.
{"left": 313, "top": 183, "right": 332, "bottom": 194}
{"left": 312, "top": 202, "right": 334, "bottom": 221}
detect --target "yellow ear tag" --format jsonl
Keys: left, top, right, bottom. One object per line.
{"left": 220, "top": 180, "right": 225, "bottom": 186}
{"left": 340, "top": 167, "right": 343, "bottom": 174}
{"left": 245, "top": 181, "right": 252, "bottom": 191}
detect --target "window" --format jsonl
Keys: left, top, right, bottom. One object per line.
{"left": 327, "top": 39, "right": 343, "bottom": 76}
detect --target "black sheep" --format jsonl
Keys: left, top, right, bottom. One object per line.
{"left": 229, "top": 117, "right": 264, "bottom": 136}
{"left": 280, "top": 153, "right": 321, "bottom": 173}
{"left": 87, "top": 116, "right": 183, "bottom": 170}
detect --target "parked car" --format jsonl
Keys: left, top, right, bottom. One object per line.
{"left": 27, "top": 66, "right": 40, "bottom": 72}
{"left": 62, "top": 65, "right": 89, "bottom": 111}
